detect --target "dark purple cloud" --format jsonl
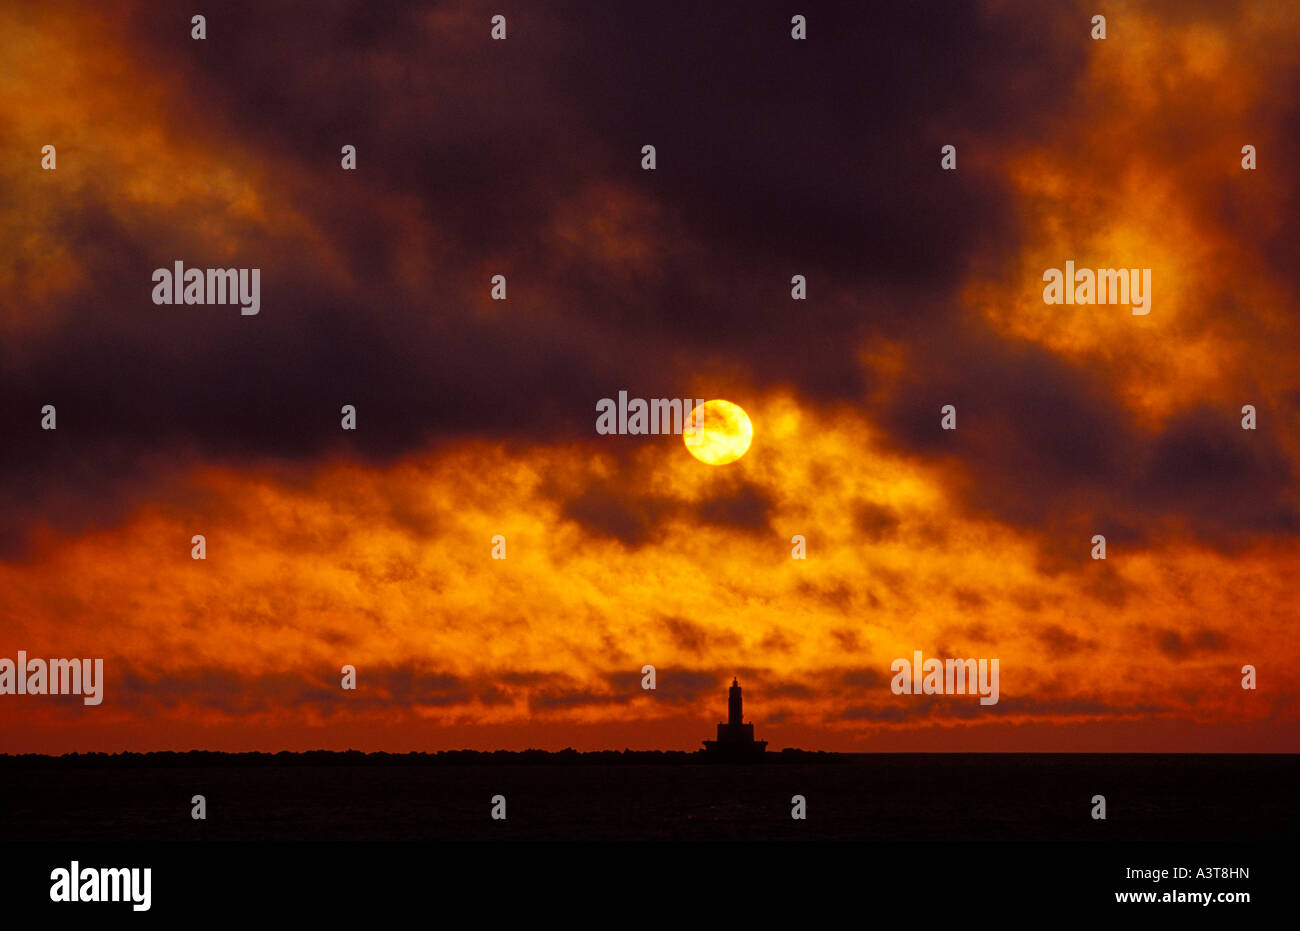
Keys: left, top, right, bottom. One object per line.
{"left": 3, "top": 0, "right": 1296, "bottom": 568}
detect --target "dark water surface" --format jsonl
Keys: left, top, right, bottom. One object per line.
{"left": 2, "top": 753, "right": 1295, "bottom": 841}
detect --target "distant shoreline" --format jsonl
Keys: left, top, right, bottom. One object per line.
{"left": 0, "top": 748, "right": 847, "bottom": 767}
{"left": 0, "top": 750, "right": 1293, "bottom": 767}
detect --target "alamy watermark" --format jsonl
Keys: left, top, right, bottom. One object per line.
{"left": 0, "top": 651, "right": 103, "bottom": 705}
{"left": 152, "top": 261, "right": 261, "bottom": 315}
{"left": 1043, "top": 261, "right": 1150, "bottom": 315}
{"left": 50, "top": 861, "right": 150, "bottom": 911}
{"left": 891, "top": 650, "right": 999, "bottom": 705}
{"left": 596, "top": 392, "right": 704, "bottom": 436}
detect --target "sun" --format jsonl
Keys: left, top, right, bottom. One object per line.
{"left": 684, "top": 400, "right": 753, "bottom": 465}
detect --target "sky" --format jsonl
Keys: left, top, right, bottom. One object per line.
{"left": 1, "top": 0, "right": 1298, "bottom": 753}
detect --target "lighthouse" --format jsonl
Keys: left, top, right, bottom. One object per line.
{"left": 702, "top": 677, "right": 768, "bottom": 760}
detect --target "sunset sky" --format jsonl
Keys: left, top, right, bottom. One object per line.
{"left": 2, "top": 0, "right": 1298, "bottom": 753}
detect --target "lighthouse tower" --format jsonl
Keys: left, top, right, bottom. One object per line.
{"left": 702, "top": 677, "right": 767, "bottom": 760}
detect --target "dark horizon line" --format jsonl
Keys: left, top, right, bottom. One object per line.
{"left": 2, "top": 748, "right": 1295, "bottom": 767}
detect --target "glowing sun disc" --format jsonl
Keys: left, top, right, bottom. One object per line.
{"left": 684, "top": 400, "right": 753, "bottom": 465}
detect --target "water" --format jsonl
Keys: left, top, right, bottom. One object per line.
{"left": 2, "top": 753, "right": 1294, "bottom": 841}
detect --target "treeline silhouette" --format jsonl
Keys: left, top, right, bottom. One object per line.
{"left": 0, "top": 748, "right": 850, "bottom": 768}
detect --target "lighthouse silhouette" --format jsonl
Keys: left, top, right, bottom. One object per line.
{"left": 702, "top": 677, "right": 768, "bottom": 760}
